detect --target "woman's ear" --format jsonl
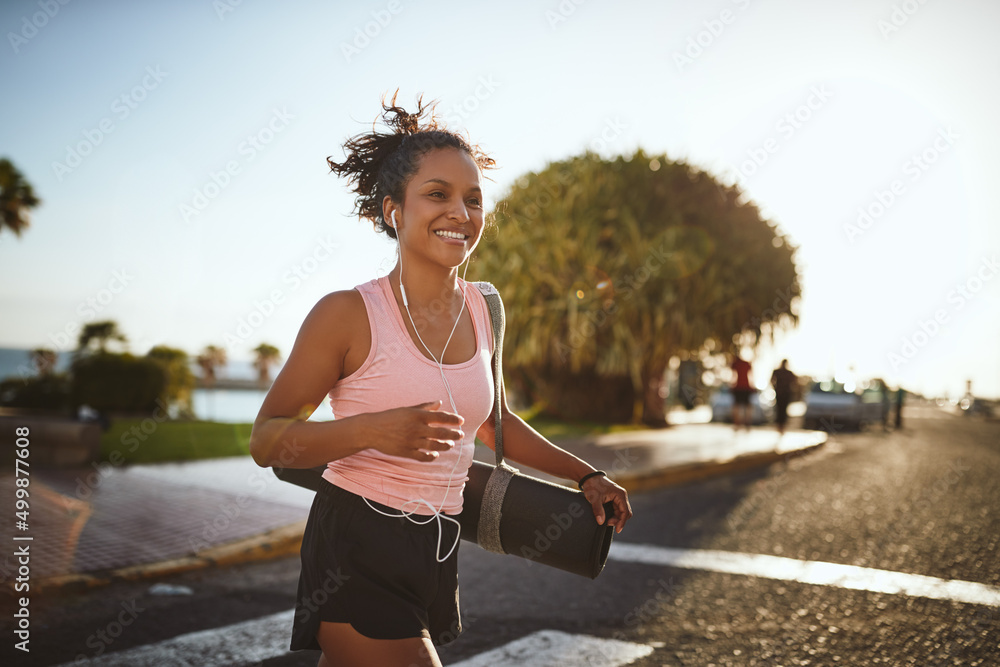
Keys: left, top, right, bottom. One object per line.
{"left": 382, "top": 195, "right": 396, "bottom": 228}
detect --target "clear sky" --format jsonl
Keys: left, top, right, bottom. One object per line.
{"left": 1, "top": 0, "right": 998, "bottom": 400}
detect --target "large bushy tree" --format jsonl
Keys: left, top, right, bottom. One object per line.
{"left": 147, "top": 345, "right": 196, "bottom": 416}
{"left": 470, "top": 150, "right": 800, "bottom": 424}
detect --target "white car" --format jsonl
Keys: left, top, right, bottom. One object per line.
{"left": 710, "top": 385, "right": 774, "bottom": 425}
{"left": 803, "top": 380, "right": 887, "bottom": 431}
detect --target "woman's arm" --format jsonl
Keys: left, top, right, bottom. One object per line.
{"left": 478, "top": 411, "right": 596, "bottom": 485}
{"left": 476, "top": 378, "right": 633, "bottom": 533}
{"left": 249, "top": 290, "right": 464, "bottom": 469}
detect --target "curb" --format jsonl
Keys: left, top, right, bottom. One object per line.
{"left": 614, "top": 441, "right": 825, "bottom": 493}
{"left": 29, "top": 439, "right": 826, "bottom": 595}
{"left": 31, "top": 520, "right": 307, "bottom": 596}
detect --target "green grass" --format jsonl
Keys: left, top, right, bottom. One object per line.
{"left": 517, "top": 412, "right": 645, "bottom": 440}
{"left": 101, "top": 419, "right": 253, "bottom": 464}
{"left": 99, "top": 414, "right": 645, "bottom": 464}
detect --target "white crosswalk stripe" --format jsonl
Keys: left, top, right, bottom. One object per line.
{"left": 65, "top": 612, "right": 654, "bottom": 667}
{"left": 609, "top": 542, "right": 1000, "bottom": 607}
{"left": 448, "top": 630, "right": 654, "bottom": 667}
{"left": 58, "top": 609, "right": 294, "bottom": 666}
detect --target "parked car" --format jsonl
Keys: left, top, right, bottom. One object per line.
{"left": 803, "top": 379, "right": 888, "bottom": 431}
{"left": 710, "top": 385, "right": 774, "bottom": 425}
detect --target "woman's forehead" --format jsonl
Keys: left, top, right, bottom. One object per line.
{"left": 412, "top": 148, "right": 481, "bottom": 185}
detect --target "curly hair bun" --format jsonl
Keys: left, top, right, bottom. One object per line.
{"left": 327, "top": 89, "right": 495, "bottom": 239}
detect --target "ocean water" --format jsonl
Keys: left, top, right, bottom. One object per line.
{"left": 0, "top": 347, "right": 331, "bottom": 423}
{"left": 191, "top": 387, "right": 333, "bottom": 423}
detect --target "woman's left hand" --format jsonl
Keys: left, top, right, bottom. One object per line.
{"left": 581, "top": 475, "right": 633, "bottom": 534}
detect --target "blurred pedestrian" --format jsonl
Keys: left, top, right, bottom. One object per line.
{"left": 730, "top": 352, "right": 755, "bottom": 431}
{"left": 879, "top": 380, "right": 892, "bottom": 431}
{"left": 770, "top": 359, "right": 797, "bottom": 435}
{"left": 248, "top": 91, "right": 632, "bottom": 667}
{"left": 895, "top": 387, "right": 905, "bottom": 429}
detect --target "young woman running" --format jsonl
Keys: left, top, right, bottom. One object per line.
{"left": 249, "top": 92, "right": 632, "bottom": 667}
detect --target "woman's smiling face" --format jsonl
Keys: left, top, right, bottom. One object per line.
{"left": 395, "top": 147, "right": 485, "bottom": 268}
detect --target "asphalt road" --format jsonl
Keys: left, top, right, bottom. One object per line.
{"left": 4, "top": 407, "right": 998, "bottom": 666}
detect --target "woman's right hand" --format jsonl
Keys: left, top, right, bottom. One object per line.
{"left": 365, "top": 400, "right": 465, "bottom": 462}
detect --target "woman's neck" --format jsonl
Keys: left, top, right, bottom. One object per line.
{"left": 387, "top": 259, "right": 466, "bottom": 312}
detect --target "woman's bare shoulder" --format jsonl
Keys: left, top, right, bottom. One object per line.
{"left": 312, "top": 288, "right": 372, "bottom": 371}
{"left": 293, "top": 288, "right": 368, "bottom": 349}
{"left": 311, "top": 288, "right": 366, "bottom": 317}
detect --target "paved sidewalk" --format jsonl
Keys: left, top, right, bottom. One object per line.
{"left": 0, "top": 424, "right": 825, "bottom": 593}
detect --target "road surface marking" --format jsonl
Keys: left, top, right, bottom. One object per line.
{"left": 63, "top": 612, "right": 653, "bottom": 667}
{"left": 449, "top": 629, "right": 654, "bottom": 667}
{"left": 57, "top": 609, "right": 294, "bottom": 667}
{"left": 609, "top": 542, "right": 1000, "bottom": 607}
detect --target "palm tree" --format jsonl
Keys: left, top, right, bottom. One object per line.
{"left": 30, "top": 348, "right": 58, "bottom": 376}
{"left": 196, "top": 345, "right": 227, "bottom": 421}
{"left": 0, "top": 158, "right": 41, "bottom": 239}
{"left": 195, "top": 345, "right": 228, "bottom": 387}
{"left": 76, "top": 321, "right": 128, "bottom": 357}
{"left": 470, "top": 149, "right": 800, "bottom": 425}
{"left": 252, "top": 343, "right": 281, "bottom": 385}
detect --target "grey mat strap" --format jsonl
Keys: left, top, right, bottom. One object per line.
{"left": 475, "top": 281, "right": 512, "bottom": 554}
{"left": 477, "top": 463, "right": 515, "bottom": 553}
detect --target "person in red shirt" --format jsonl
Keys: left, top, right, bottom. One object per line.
{"left": 730, "top": 353, "right": 754, "bottom": 431}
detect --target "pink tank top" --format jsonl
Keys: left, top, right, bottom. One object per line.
{"left": 321, "top": 275, "right": 495, "bottom": 516}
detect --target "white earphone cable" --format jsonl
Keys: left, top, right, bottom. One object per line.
{"left": 360, "top": 210, "right": 471, "bottom": 562}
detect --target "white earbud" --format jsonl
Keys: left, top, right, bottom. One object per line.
{"left": 390, "top": 210, "right": 397, "bottom": 228}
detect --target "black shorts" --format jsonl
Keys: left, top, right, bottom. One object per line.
{"left": 289, "top": 480, "right": 462, "bottom": 652}
{"left": 732, "top": 389, "right": 753, "bottom": 406}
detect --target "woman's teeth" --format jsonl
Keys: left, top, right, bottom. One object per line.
{"left": 435, "top": 230, "right": 467, "bottom": 240}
